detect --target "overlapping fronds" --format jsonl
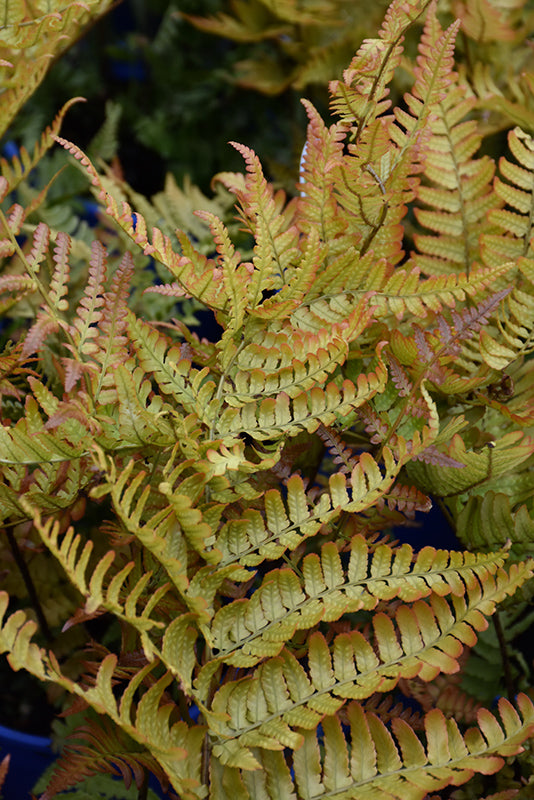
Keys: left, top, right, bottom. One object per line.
{"left": 2, "top": 2, "right": 534, "bottom": 799}
{"left": 208, "top": 558, "right": 533, "bottom": 761}
{"left": 329, "top": 0, "right": 432, "bottom": 131}
{"left": 407, "top": 430, "right": 534, "bottom": 497}
{"left": 216, "top": 456, "right": 398, "bottom": 569}
{"left": 209, "top": 536, "right": 510, "bottom": 667}
{"left": 387, "top": 286, "right": 513, "bottom": 398}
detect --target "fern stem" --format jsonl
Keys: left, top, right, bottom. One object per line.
{"left": 5, "top": 527, "right": 53, "bottom": 643}
{"left": 208, "top": 338, "right": 247, "bottom": 442}
{"left": 137, "top": 768, "right": 149, "bottom": 800}
{"left": 493, "top": 611, "right": 517, "bottom": 700}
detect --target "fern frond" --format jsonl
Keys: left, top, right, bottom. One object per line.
{"left": 214, "top": 368, "right": 386, "bottom": 443}
{"left": 40, "top": 717, "right": 164, "bottom": 800}
{"left": 209, "top": 536, "right": 510, "bottom": 667}
{"left": 329, "top": 0, "right": 432, "bottom": 132}
{"left": 90, "top": 250, "right": 134, "bottom": 405}
{"left": 480, "top": 127, "right": 534, "bottom": 277}
{"left": 361, "top": 262, "right": 511, "bottom": 320}
{"left": 209, "top": 559, "right": 533, "bottom": 761}
{"left": 0, "top": 97, "right": 83, "bottom": 192}
{"left": 0, "top": 4, "right": 113, "bottom": 138}
{"left": 457, "top": 0, "right": 520, "bottom": 43}
{"left": 298, "top": 98, "right": 348, "bottom": 248}
{"left": 456, "top": 490, "right": 534, "bottom": 551}
{"left": 91, "top": 451, "right": 191, "bottom": 597}
{"left": 114, "top": 364, "right": 176, "bottom": 448}
{"left": 407, "top": 430, "right": 534, "bottom": 496}
{"left": 225, "top": 297, "right": 375, "bottom": 405}
{"left": 0, "top": 406, "right": 89, "bottom": 466}
{"left": 66, "top": 239, "right": 107, "bottom": 358}
{"left": 388, "top": 285, "right": 512, "bottom": 396}
{"left": 217, "top": 448, "right": 402, "bottom": 567}
{"left": 391, "top": 13, "right": 460, "bottom": 161}
{"left": 411, "top": 69, "right": 498, "bottom": 275}
{"left": 127, "top": 312, "right": 216, "bottom": 422}
{"left": 55, "top": 136, "right": 227, "bottom": 311}
{"left": 0, "top": 599, "right": 204, "bottom": 799}
{"left": 24, "top": 504, "right": 168, "bottom": 659}
{"left": 227, "top": 141, "right": 300, "bottom": 305}
{"left": 290, "top": 695, "right": 534, "bottom": 800}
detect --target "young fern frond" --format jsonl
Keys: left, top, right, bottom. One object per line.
{"left": 221, "top": 142, "right": 300, "bottom": 309}
{"left": 329, "top": 0, "right": 432, "bottom": 132}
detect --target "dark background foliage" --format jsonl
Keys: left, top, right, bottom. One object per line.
{"left": 3, "top": 0, "right": 309, "bottom": 196}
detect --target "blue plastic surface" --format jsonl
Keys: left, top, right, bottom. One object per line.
{"left": 0, "top": 723, "right": 54, "bottom": 800}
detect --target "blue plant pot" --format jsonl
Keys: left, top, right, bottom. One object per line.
{"left": 0, "top": 723, "right": 54, "bottom": 800}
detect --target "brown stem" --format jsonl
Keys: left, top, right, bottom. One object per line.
{"left": 5, "top": 527, "right": 53, "bottom": 643}
{"left": 137, "top": 768, "right": 149, "bottom": 800}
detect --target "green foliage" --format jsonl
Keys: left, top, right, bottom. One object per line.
{"left": 0, "top": 1, "right": 534, "bottom": 799}
{"left": 0, "top": 0, "right": 115, "bottom": 138}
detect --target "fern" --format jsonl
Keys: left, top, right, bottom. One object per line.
{"left": 1, "top": 2, "right": 534, "bottom": 799}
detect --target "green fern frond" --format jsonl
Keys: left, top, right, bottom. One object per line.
{"left": 225, "top": 141, "right": 300, "bottom": 305}
{"left": 411, "top": 70, "right": 498, "bottom": 275}
{"left": 476, "top": 356, "right": 534, "bottom": 426}
{"left": 289, "top": 694, "right": 534, "bottom": 800}
{"left": 209, "top": 536, "right": 510, "bottom": 667}
{"left": 361, "top": 262, "right": 513, "bottom": 321}
{"left": 114, "top": 364, "right": 176, "bottom": 448}
{"left": 224, "top": 296, "right": 375, "bottom": 405}
{"left": 209, "top": 558, "right": 533, "bottom": 761}
{"left": 0, "top": 403, "right": 89, "bottom": 466}
{"left": 407, "top": 430, "right": 534, "bottom": 497}
{"left": 24, "top": 505, "right": 168, "bottom": 655}
{"left": 216, "top": 448, "right": 401, "bottom": 567}
{"left": 456, "top": 490, "right": 534, "bottom": 552}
